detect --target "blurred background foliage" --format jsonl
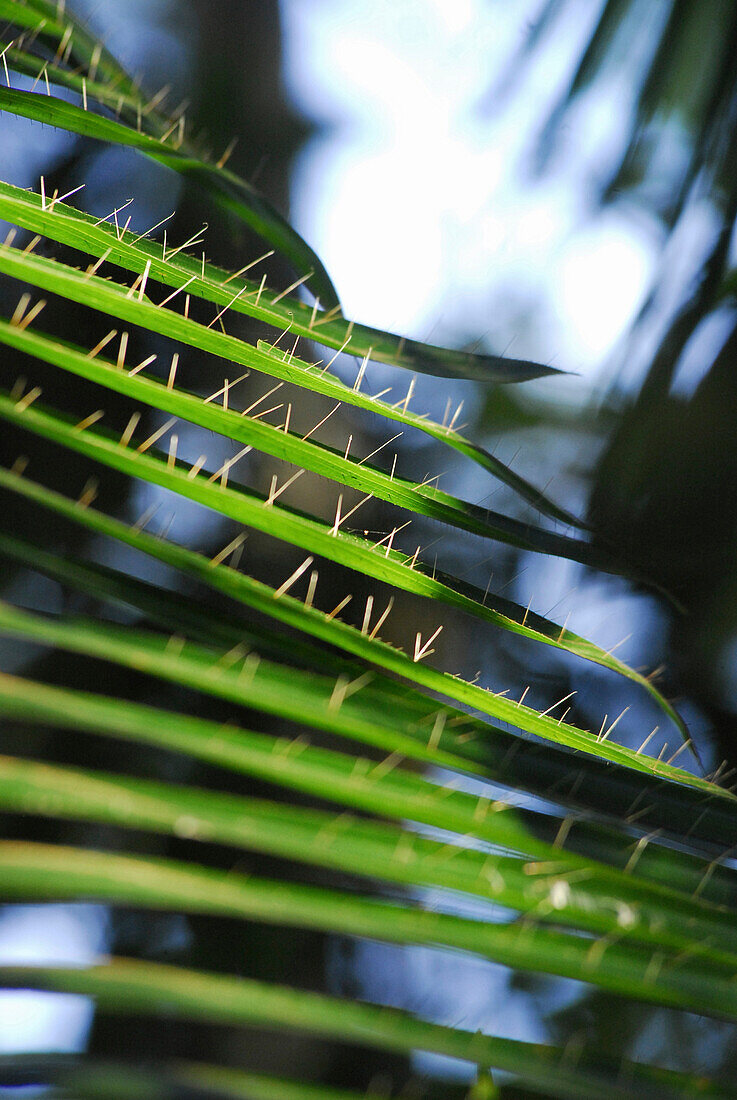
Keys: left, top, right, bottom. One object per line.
{"left": 2, "top": 0, "right": 737, "bottom": 1095}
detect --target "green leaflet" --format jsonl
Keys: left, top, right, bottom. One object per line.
{"left": 4, "top": 535, "right": 736, "bottom": 879}
{"left": 0, "top": 315, "right": 602, "bottom": 565}
{"left": 0, "top": 1053, "right": 368, "bottom": 1100}
{"left": 0, "top": 675, "right": 733, "bottom": 964}
{"left": 0, "top": 463, "right": 712, "bottom": 788}
{"left": 0, "top": 66, "right": 339, "bottom": 307}
{"left": 0, "top": 201, "right": 579, "bottom": 526}
{"left": 0, "top": 386, "right": 691, "bottom": 746}
{"left": 0, "top": 171, "right": 562, "bottom": 392}
{"left": 3, "top": 842, "right": 737, "bottom": 1020}
{"left": 0, "top": 956, "right": 729, "bottom": 1098}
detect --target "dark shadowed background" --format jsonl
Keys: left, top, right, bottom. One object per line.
{"left": 2, "top": 0, "right": 737, "bottom": 1092}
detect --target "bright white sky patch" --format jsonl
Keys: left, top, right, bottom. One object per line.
{"left": 552, "top": 217, "right": 654, "bottom": 362}
{"left": 0, "top": 905, "right": 108, "bottom": 1053}
{"left": 280, "top": 0, "right": 658, "bottom": 378}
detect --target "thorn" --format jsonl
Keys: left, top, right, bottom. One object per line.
{"left": 84, "top": 248, "right": 113, "bottom": 281}
{"left": 135, "top": 259, "right": 152, "bottom": 301}
{"left": 159, "top": 279, "right": 199, "bottom": 310}
{"left": 89, "top": 43, "right": 102, "bottom": 83}
{"left": 428, "top": 711, "right": 446, "bottom": 752}
{"left": 203, "top": 372, "right": 250, "bottom": 405}
{"left": 136, "top": 417, "right": 177, "bottom": 454}
{"left": 167, "top": 353, "right": 179, "bottom": 390}
{"left": 239, "top": 652, "right": 261, "bottom": 685}
{"left": 158, "top": 117, "right": 181, "bottom": 144}
{"left": 119, "top": 412, "right": 141, "bottom": 447}
{"left": 301, "top": 403, "right": 340, "bottom": 441}
{"left": 264, "top": 467, "right": 305, "bottom": 506}
{"left": 357, "top": 432, "right": 403, "bottom": 467}
{"left": 331, "top": 494, "right": 343, "bottom": 535}
{"left": 327, "top": 673, "right": 371, "bottom": 713}
{"left": 76, "top": 477, "right": 98, "bottom": 508}
{"left": 131, "top": 211, "right": 175, "bottom": 245}
{"left": 187, "top": 455, "right": 208, "bottom": 480}
{"left": 599, "top": 707, "right": 631, "bottom": 742}
{"left": 414, "top": 625, "right": 443, "bottom": 662}
{"left": 207, "top": 283, "right": 250, "bottom": 329}
{"left": 81, "top": 76, "right": 87, "bottom": 111}
{"left": 167, "top": 434, "right": 178, "bottom": 469}
{"left": 605, "top": 633, "right": 633, "bottom": 658}
{"left": 327, "top": 675, "right": 349, "bottom": 713}
{"left": 267, "top": 322, "right": 294, "bottom": 353}
{"left": 521, "top": 595, "right": 533, "bottom": 628}
{"left": 343, "top": 434, "right": 352, "bottom": 460}
{"left": 144, "top": 83, "right": 171, "bottom": 114}
{"left": 273, "top": 555, "right": 314, "bottom": 599}
{"left": 370, "top": 751, "right": 404, "bottom": 779}
{"left": 116, "top": 331, "right": 129, "bottom": 370}
{"left": 250, "top": 403, "right": 283, "bottom": 422}
{"left": 538, "top": 691, "right": 577, "bottom": 719}
{"left": 393, "top": 375, "right": 416, "bottom": 412}
{"left": 361, "top": 595, "right": 374, "bottom": 635}
{"left": 271, "top": 270, "right": 314, "bottom": 305}
{"left": 223, "top": 250, "right": 275, "bottom": 286}
{"left": 330, "top": 492, "right": 373, "bottom": 535}
{"left": 1, "top": 228, "right": 17, "bottom": 249}
{"left": 447, "top": 400, "right": 464, "bottom": 433}
{"left": 39, "top": 176, "right": 46, "bottom": 211}
{"left": 165, "top": 635, "right": 186, "bottom": 658}
{"left": 21, "top": 234, "right": 42, "bottom": 256}
{"left": 304, "top": 570, "right": 319, "bottom": 609}
{"left": 389, "top": 453, "right": 397, "bottom": 480}
{"left": 93, "top": 198, "right": 133, "bottom": 231}
{"left": 254, "top": 273, "right": 267, "bottom": 307}
{"left": 209, "top": 531, "right": 247, "bottom": 568}
{"left": 73, "top": 409, "right": 105, "bottom": 432}
{"left": 373, "top": 521, "right": 412, "bottom": 551}
{"left": 320, "top": 335, "right": 352, "bottom": 375}
{"left": 10, "top": 455, "right": 29, "bottom": 476}
{"left": 635, "top": 727, "right": 659, "bottom": 755}
{"left": 311, "top": 303, "right": 343, "bottom": 329}
{"left": 665, "top": 741, "right": 693, "bottom": 766}
{"left": 15, "top": 299, "right": 47, "bottom": 331}
{"left": 216, "top": 135, "right": 239, "bottom": 169}
{"left": 0, "top": 43, "right": 11, "bottom": 89}
{"left": 368, "top": 597, "right": 394, "bottom": 639}
{"left": 242, "top": 382, "right": 284, "bottom": 418}
{"left": 131, "top": 504, "right": 160, "bottom": 533}
{"left": 166, "top": 225, "right": 208, "bottom": 261}
{"left": 308, "top": 297, "right": 321, "bottom": 330}
{"left": 556, "top": 612, "right": 571, "bottom": 643}
{"left": 9, "top": 294, "right": 31, "bottom": 327}
{"left": 47, "top": 183, "right": 85, "bottom": 212}
{"left": 286, "top": 337, "right": 300, "bottom": 364}
{"left": 326, "top": 594, "right": 352, "bottom": 621}
{"left": 282, "top": 403, "right": 292, "bottom": 435}
{"left": 128, "top": 353, "right": 157, "bottom": 377}
{"left": 14, "top": 386, "right": 42, "bottom": 412}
